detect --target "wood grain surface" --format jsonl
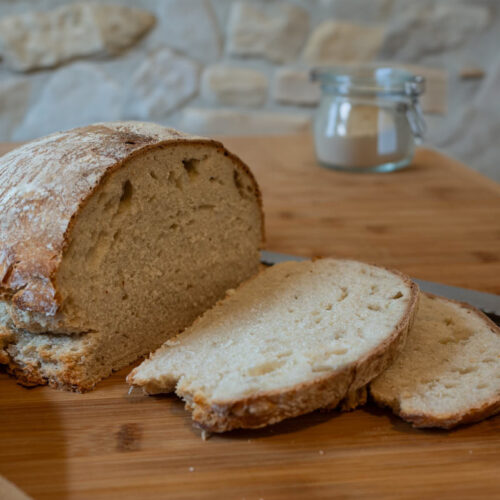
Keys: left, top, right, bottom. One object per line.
{"left": 222, "top": 135, "right": 500, "bottom": 294}
{"left": 1, "top": 137, "right": 499, "bottom": 500}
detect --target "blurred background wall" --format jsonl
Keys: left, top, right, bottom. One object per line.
{"left": 0, "top": 0, "right": 499, "bottom": 180}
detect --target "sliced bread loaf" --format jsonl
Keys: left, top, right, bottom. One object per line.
{"left": 127, "top": 259, "right": 419, "bottom": 432}
{"left": 0, "top": 121, "right": 263, "bottom": 391}
{"left": 370, "top": 293, "right": 500, "bottom": 428}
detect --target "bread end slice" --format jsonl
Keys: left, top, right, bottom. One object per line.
{"left": 370, "top": 293, "right": 500, "bottom": 429}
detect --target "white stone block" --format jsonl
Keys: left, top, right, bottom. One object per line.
{"left": 433, "top": 56, "right": 500, "bottom": 181}
{"left": 0, "top": 78, "right": 32, "bottom": 140}
{"left": 201, "top": 65, "right": 268, "bottom": 107}
{"left": 13, "top": 63, "right": 124, "bottom": 140}
{"left": 381, "top": 3, "right": 491, "bottom": 61}
{"left": 154, "top": 0, "right": 221, "bottom": 62}
{"left": 126, "top": 48, "right": 199, "bottom": 120}
{"left": 303, "top": 21, "right": 384, "bottom": 65}
{"left": 0, "top": 3, "right": 156, "bottom": 72}
{"left": 475, "top": 55, "right": 500, "bottom": 109}
{"left": 272, "top": 69, "right": 320, "bottom": 106}
{"left": 227, "top": 1, "right": 309, "bottom": 63}
{"left": 317, "top": 0, "right": 394, "bottom": 24}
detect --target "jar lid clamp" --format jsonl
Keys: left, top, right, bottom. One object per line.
{"left": 405, "top": 75, "right": 426, "bottom": 142}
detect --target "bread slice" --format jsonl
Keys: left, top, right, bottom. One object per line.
{"left": 0, "top": 121, "right": 263, "bottom": 391}
{"left": 370, "top": 293, "right": 500, "bottom": 429}
{"left": 128, "top": 259, "right": 419, "bottom": 432}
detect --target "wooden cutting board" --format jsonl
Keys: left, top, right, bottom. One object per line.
{"left": 1, "top": 136, "right": 499, "bottom": 500}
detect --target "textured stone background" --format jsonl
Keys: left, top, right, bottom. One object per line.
{"left": 0, "top": 0, "right": 499, "bottom": 181}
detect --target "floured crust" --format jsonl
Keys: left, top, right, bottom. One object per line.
{"left": 129, "top": 263, "right": 420, "bottom": 433}
{"left": 370, "top": 293, "right": 500, "bottom": 429}
{"left": 0, "top": 121, "right": 264, "bottom": 325}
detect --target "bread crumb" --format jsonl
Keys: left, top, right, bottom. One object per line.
{"left": 319, "top": 450, "right": 324, "bottom": 455}
{"left": 127, "top": 386, "right": 134, "bottom": 396}
{"left": 189, "top": 466, "right": 195, "bottom": 472}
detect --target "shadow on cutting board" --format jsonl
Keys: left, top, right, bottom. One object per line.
{"left": 362, "top": 403, "right": 452, "bottom": 435}
{"left": 214, "top": 410, "right": 344, "bottom": 441}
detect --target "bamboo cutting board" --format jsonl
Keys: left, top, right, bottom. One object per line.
{"left": 1, "top": 137, "right": 500, "bottom": 500}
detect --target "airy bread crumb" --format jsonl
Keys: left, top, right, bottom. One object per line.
{"left": 370, "top": 293, "right": 500, "bottom": 428}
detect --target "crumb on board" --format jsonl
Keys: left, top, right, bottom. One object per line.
{"left": 201, "top": 430, "right": 212, "bottom": 441}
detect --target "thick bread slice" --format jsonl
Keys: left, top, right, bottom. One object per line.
{"left": 128, "top": 259, "right": 419, "bottom": 432}
{"left": 370, "top": 293, "right": 500, "bottom": 429}
{"left": 0, "top": 122, "right": 263, "bottom": 391}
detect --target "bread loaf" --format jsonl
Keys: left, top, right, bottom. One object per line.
{"left": 128, "top": 259, "right": 419, "bottom": 432}
{"left": 0, "top": 122, "right": 263, "bottom": 391}
{"left": 370, "top": 293, "right": 500, "bottom": 428}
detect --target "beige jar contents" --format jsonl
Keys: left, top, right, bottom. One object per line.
{"left": 315, "top": 102, "right": 414, "bottom": 169}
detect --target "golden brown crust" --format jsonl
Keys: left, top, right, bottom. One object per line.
{"left": 3, "top": 362, "right": 95, "bottom": 392}
{"left": 394, "top": 399, "right": 500, "bottom": 429}
{"left": 167, "top": 266, "right": 420, "bottom": 432}
{"left": 0, "top": 121, "right": 264, "bottom": 319}
{"left": 333, "top": 386, "right": 368, "bottom": 412}
{"left": 370, "top": 292, "right": 500, "bottom": 429}
{"left": 0, "top": 329, "right": 95, "bottom": 392}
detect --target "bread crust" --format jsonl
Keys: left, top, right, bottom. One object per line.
{"left": 130, "top": 263, "right": 420, "bottom": 432}
{"left": 1, "top": 350, "right": 119, "bottom": 393}
{"left": 0, "top": 328, "right": 99, "bottom": 391}
{"left": 0, "top": 121, "right": 264, "bottom": 324}
{"left": 370, "top": 293, "right": 500, "bottom": 429}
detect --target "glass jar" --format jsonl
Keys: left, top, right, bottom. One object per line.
{"left": 311, "top": 67, "right": 426, "bottom": 173}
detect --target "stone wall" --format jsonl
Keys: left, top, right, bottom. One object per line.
{"left": 0, "top": 0, "right": 499, "bottom": 180}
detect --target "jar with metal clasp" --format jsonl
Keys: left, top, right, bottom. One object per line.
{"left": 311, "top": 66, "right": 427, "bottom": 173}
